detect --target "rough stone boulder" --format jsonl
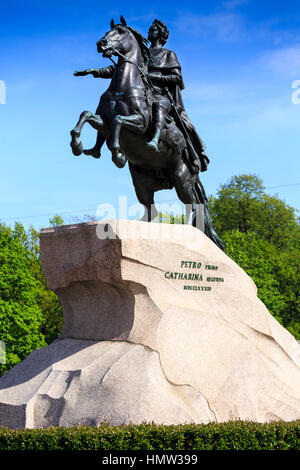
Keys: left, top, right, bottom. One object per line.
{"left": 0, "top": 220, "right": 299, "bottom": 428}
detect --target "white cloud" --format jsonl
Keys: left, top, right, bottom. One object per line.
{"left": 259, "top": 46, "right": 300, "bottom": 77}
{"left": 173, "top": 7, "right": 300, "bottom": 48}
{"left": 174, "top": 12, "right": 246, "bottom": 42}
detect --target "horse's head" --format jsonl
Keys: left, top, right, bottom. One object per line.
{"left": 97, "top": 16, "right": 134, "bottom": 58}
{"left": 97, "top": 16, "right": 149, "bottom": 63}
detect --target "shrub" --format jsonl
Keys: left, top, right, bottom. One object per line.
{"left": 0, "top": 421, "right": 299, "bottom": 450}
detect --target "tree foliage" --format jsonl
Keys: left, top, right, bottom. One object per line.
{"left": 0, "top": 222, "right": 63, "bottom": 375}
{"left": 0, "top": 224, "right": 45, "bottom": 374}
{"left": 49, "top": 214, "right": 64, "bottom": 227}
{"left": 209, "top": 174, "right": 299, "bottom": 249}
{"left": 209, "top": 174, "right": 299, "bottom": 339}
{"left": 222, "top": 230, "right": 299, "bottom": 337}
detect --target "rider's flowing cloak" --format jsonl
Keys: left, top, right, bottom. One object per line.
{"left": 149, "top": 48, "right": 210, "bottom": 173}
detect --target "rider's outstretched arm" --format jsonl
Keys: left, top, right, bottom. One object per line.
{"left": 91, "top": 66, "right": 115, "bottom": 78}
{"left": 74, "top": 66, "right": 115, "bottom": 78}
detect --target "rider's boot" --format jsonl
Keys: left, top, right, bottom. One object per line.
{"left": 146, "top": 126, "right": 162, "bottom": 152}
{"left": 146, "top": 105, "right": 166, "bottom": 152}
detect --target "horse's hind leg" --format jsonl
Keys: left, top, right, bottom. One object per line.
{"left": 129, "top": 164, "right": 158, "bottom": 222}
{"left": 171, "top": 160, "right": 200, "bottom": 227}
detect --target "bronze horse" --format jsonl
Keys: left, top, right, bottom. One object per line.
{"left": 70, "top": 18, "right": 224, "bottom": 250}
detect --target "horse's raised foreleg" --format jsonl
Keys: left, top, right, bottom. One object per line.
{"left": 83, "top": 114, "right": 107, "bottom": 158}
{"left": 70, "top": 111, "right": 105, "bottom": 157}
{"left": 70, "top": 111, "right": 91, "bottom": 156}
{"left": 110, "top": 114, "right": 145, "bottom": 168}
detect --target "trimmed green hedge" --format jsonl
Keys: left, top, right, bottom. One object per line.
{"left": 0, "top": 421, "right": 299, "bottom": 450}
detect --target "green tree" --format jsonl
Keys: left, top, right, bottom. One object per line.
{"left": 0, "top": 224, "right": 46, "bottom": 375}
{"left": 271, "top": 246, "right": 300, "bottom": 338}
{"left": 209, "top": 174, "right": 299, "bottom": 249}
{"left": 23, "top": 224, "right": 63, "bottom": 345}
{"left": 209, "top": 174, "right": 299, "bottom": 339}
{"left": 223, "top": 230, "right": 287, "bottom": 324}
{"left": 155, "top": 211, "right": 185, "bottom": 224}
{"left": 0, "top": 220, "right": 64, "bottom": 376}
{"left": 49, "top": 214, "right": 64, "bottom": 227}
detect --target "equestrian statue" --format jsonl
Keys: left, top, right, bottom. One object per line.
{"left": 70, "top": 16, "right": 224, "bottom": 250}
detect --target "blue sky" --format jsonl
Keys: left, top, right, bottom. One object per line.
{"left": 0, "top": 0, "right": 300, "bottom": 229}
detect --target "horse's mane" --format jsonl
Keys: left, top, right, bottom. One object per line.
{"left": 126, "top": 26, "right": 151, "bottom": 63}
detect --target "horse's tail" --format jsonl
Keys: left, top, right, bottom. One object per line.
{"left": 193, "top": 177, "right": 225, "bottom": 251}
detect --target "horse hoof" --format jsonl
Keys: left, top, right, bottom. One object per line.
{"left": 112, "top": 152, "right": 127, "bottom": 168}
{"left": 70, "top": 138, "right": 83, "bottom": 156}
{"left": 83, "top": 147, "right": 101, "bottom": 159}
